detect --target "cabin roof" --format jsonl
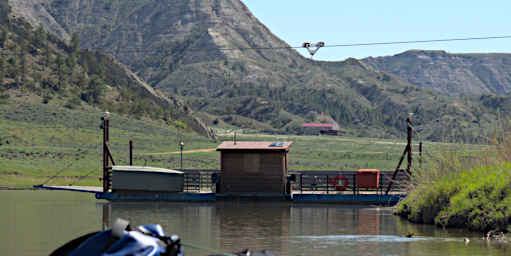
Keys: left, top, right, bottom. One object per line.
{"left": 112, "top": 165, "right": 183, "bottom": 174}
{"left": 301, "top": 123, "right": 334, "bottom": 128}
{"left": 216, "top": 141, "right": 293, "bottom": 151}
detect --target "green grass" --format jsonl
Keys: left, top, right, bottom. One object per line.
{"left": 229, "top": 133, "right": 485, "bottom": 172}
{"left": 395, "top": 137, "right": 511, "bottom": 233}
{"left": 0, "top": 102, "right": 214, "bottom": 187}
{"left": 0, "top": 102, "right": 487, "bottom": 188}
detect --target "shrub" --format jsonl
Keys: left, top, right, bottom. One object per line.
{"left": 63, "top": 97, "right": 81, "bottom": 109}
{"left": 173, "top": 120, "right": 187, "bottom": 130}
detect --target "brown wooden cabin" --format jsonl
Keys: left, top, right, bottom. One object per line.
{"left": 216, "top": 141, "right": 293, "bottom": 194}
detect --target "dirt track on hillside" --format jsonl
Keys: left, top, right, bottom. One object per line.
{"left": 139, "top": 148, "right": 217, "bottom": 155}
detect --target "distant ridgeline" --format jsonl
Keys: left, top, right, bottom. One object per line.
{"left": 0, "top": 0, "right": 213, "bottom": 138}
{"left": 6, "top": 0, "right": 511, "bottom": 142}
{"left": 363, "top": 50, "right": 511, "bottom": 96}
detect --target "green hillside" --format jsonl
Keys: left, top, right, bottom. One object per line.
{"left": 1, "top": 101, "right": 488, "bottom": 188}
{"left": 0, "top": 102, "right": 216, "bottom": 187}
{"left": 0, "top": 0, "right": 218, "bottom": 187}
{"left": 11, "top": 0, "right": 511, "bottom": 142}
{"left": 0, "top": 0, "right": 214, "bottom": 138}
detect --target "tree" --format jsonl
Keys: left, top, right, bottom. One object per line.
{"left": 71, "top": 33, "right": 80, "bottom": 53}
{"left": 19, "top": 40, "right": 30, "bottom": 54}
{"left": 88, "top": 75, "right": 104, "bottom": 104}
{"left": 34, "top": 24, "right": 47, "bottom": 48}
{"left": 66, "top": 54, "right": 77, "bottom": 70}
{"left": 20, "top": 53, "right": 26, "bottom": 86}
{"left": 65, "top": 33, "right": 80, "bottom": 69}
{"left": 0, "top": 55, "right": 5, "bottom": 87}
{"left": 76, "top": 72, "right": 88, "bottom": 89}
{"left": 43, "top": 37, "right": 51, "bottom": 67}
{"left": 9, "top": 46, "right": 19, "bottom": 84}
{"left": 81, "top": 75, "right": 104, "bottom": 104}
{"left": 56, "top": 54, "right": 65, "bottom": 90}
{"left": 0, "top": 25, "right": 7, "bottom": 48}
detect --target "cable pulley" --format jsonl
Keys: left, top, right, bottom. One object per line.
{"left": 302, "top": 41, "right": 325, "bottom": 59}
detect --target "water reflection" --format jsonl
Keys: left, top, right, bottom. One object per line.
{"left": 1, "top": 191, "right": 509, "bottom": 256}
{"left": 102, "top": 202, "right": 291, "bottom": 255}
{"left": 101, "top": 201, "right": 511, "bottom": 256}
{"left": 287, "top": 206, "right": 400, "bottom": 256}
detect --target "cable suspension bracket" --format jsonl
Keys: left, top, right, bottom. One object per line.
{"left": 302, "top": 41, "right": 325, "bottom": 59}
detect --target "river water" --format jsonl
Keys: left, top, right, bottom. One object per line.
{"left": 1, "top": 190, "right": 509, "bottom": 256}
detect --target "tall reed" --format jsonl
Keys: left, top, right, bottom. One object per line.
{"left": 395, "top": 133, "right": 511, "bottom": 233}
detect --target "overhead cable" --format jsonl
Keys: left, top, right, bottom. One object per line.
{"left": 83, "top": 35, "right": 511, "bottom": 54}
{"left": 0, "top": 34, "right": 510, "bottom": 56}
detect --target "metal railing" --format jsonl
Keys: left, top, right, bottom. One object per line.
{"left": 289, "top": 171, "right": 409, "bottom": 194}
{"left": 182, "top": 170, "right": 218, "bottom": 193}
{"left": 179, "top": 170, "right": 409, "bottom": 194}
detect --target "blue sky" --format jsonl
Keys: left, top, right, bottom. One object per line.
{"left": 240, "top": 0, "right": 511, "bottom": 61}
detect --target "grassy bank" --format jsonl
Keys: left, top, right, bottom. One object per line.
{"left": 395, "top": 138, "right": 511, "bottom": 234}
{"left": 0, "top": 103, "right": 214, "bottom": 187}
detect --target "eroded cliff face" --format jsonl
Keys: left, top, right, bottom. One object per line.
{"left": 10, "top": 0, "right": 301, "bottom": 77}
{"left": 9, "top": 0, "right": 70, "bottom": 40}
{"left": 9, "top": 0, "right": 511, "bottom": 141}
{"left": 21, "top": 1, "right": 511, "bottom": 98}
{"left": 363, "top": 50, "right": 511, "bottom": 96}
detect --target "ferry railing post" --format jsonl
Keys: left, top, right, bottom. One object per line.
{"left": 101, "top": 112, "right": 114, "bottom": 192}
{"left": 326, "top": 175, "right": 329, "bottom": 194}
{"left": 199, "top": 172, "right": 202, "bottom": 193}
{"left": 300, "top": 174, "right": 303, "bottom": 194}
{"left": 129, "top": 140, "right": 133, "bottom": 166}
{"left": 406, "top": 117, "right": 413, "bottom": 175}
{"left": 179, "top": 141, "right": 184, "bottom": 170}
{"left": 352, "top": 173, "right": 356, "bottom": 196}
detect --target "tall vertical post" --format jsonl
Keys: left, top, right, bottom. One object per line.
{"left": 300, "top": 174, "right": 303, "bottom": 194}
{"left": 406, "top": 117, "right": 413, "bottom": 174}
{"left": 102, "top": 116, "right": 109, "bottom": 192}
{"left": 101, "top": 112, "right": 115, "bottom": 192}
{"left": 386, "top": 117, "right": 413, "bottom": 195}
{"left": 419, "top": 141, "right": 423, "bottom": 169}
{"left": 179, "top": 141, "right": 184, "bottom": 170}
{"left": 129, "top": 140, "right": 133, "bottom": 166}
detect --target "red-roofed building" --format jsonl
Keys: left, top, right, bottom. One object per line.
{"left": 216, "top": 141, "right": 292, "bottom": 194}
{"left": 301, "top": 123, "right": 339, "bottom": 135}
